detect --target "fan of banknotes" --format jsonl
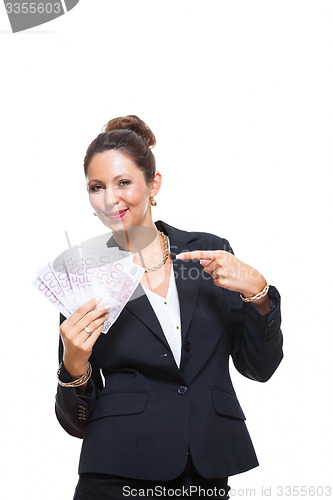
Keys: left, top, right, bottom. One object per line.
{"left": 32, "top": 234, "right": 146, "bottom": 334}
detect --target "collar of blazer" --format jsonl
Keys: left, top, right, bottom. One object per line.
{"left": 106, "top": 220, "right": 208, "bottom": 347}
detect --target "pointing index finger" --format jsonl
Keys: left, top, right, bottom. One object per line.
{"left": 176, "top": 251, "right": 217, "bottom": 261}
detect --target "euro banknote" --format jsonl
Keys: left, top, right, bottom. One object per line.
{"left": 33, "top": 245, "right": 145, "bottom": 334}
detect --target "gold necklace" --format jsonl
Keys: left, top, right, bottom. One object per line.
{"left": 144, "top": 231, "right": 170, "bottom": 273}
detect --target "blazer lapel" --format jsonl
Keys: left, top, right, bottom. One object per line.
{"left": 156, "top": 221, "right": 205, "bottom": 342}
{"left": 124, "top": 285, "right": 168, "bottom": 346}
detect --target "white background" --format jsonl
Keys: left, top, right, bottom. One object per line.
{"left": 0, "top": 1, "right": 332, "bottom": 498}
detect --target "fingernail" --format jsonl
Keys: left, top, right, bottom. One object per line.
{"left": 200, "top": 260, "right": 211, "bottom": 266}
{"left": 95, "top": 296, "right": 102, "bottom": 303}
{"left": 103, "top": 304, "right": 111, "bottom": 310}
{"left": 176, "top": 253, "right": 185, "bottom": 260}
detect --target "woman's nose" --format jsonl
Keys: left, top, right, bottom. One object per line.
{"left": 104, "top": 187, "right": 119, "bottom": 208}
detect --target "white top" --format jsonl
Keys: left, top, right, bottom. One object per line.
{"left": 142, "top": 260, "right": 182, "bottom": 367}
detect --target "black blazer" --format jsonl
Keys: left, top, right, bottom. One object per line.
{"left": 56, "top": 221, "right": 283, "bottom": 480}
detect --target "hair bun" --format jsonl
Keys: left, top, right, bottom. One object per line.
{"left": 104, "top": 115, "right": 156, "bottom": 149}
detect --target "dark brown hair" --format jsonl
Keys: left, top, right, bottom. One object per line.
{"left": 83, "top": 115, "right": 156, "bottom": 184}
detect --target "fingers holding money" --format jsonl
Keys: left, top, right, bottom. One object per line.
{"left": 66, "top": 296, "right": 103, "bottom": 326}
{"left": 78, "top": 308, "right": 110, "bottom": 345}
{"left": 61, "top": 298, "right": 106, "bottom": 335}
{"left": 75, "top": 303, "right": 111, "bottom": 338}
{"left": 60, "top": 297, "right": 110, "bottom": 378}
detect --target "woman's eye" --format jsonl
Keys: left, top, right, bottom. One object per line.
{"left": 119, "top": 180, "right": 131, "bottom": 186}
{"left": 90, "top": 185, "right": 103, "bottom": 192}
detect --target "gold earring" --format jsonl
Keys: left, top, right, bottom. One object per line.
{"left": 150, "top": 198, "right": 157, "bottom": 206}
{"left": 93, "top": 212, "right": 97, "bottom": 216}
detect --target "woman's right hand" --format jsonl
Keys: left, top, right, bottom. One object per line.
{"left": 60, "top": 297, "right": 110, "bottom": 379}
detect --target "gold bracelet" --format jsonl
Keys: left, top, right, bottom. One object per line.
{"left": 240, "top": 282, "right": 270, "bottom": 303}
{"left": 57, "top": 362, "right": 92, "bottom": 388}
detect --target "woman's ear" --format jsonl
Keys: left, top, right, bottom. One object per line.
{"left": 150, "top": 171, "right": 162, "bottom": 198}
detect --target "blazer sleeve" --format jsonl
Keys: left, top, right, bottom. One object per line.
{"left": 222, "top": 241, "right": 283, "bottom": 383}
{"left": 55, "top": 314, "right": 103, "bottom": 438}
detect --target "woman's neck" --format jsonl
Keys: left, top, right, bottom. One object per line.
{"left": 112, "top": 224, "right": 158, "bottom": 254}
{"left": 134, "top": 229, "right": 165, "bottom": 271}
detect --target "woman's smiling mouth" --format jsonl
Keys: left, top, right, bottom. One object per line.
{"left": 107, "top": 209, "right": 129, "bottom": 220}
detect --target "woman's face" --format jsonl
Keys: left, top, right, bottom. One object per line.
{"left": 86, "top": 150, "right": 160, "bottom": 232}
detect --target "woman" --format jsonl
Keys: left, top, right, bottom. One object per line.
{"left": 56, "top": 115, "right": 283, "bottom": 499}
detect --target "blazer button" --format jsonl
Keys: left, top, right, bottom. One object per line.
{"left": 268, "top": 319, "right": 275, "bottom": 328}
{"left": 184, "top": 341, "right": 191, "bottom": 352}
{"left": 178, "top": 385, "right": 188, "bottom": 395}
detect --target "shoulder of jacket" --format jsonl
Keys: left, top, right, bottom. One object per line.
{"left": 156, "top": 220, "right": 232, "bottom": 251}
{"left": 189, "top": 231, "right": 230, "bottom": 247}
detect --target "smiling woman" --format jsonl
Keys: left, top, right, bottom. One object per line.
{"left": 86, "top": 150, "right": 161, "bottom": 231}
{"left": 55, "top": 115, "right": 283, "bottom": 500}
{"left": 84, "top": 117, "right": 161, "bottom": 235}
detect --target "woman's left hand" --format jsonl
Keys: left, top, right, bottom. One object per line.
{"left": 176, "top": 250, "right": 266, "bottom": 298}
